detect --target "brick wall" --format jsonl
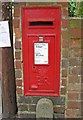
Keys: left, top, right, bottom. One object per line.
{"left": 13, "top": 2, "right": 82, "bottom": 118}
{"left": 66, "top": 19, "right": 82, "bottom": 118}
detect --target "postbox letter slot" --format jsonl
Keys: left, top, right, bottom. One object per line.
{"left": 29, "top": 21, "right": 53, "bottom": 26}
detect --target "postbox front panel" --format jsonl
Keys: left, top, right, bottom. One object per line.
{"left": 22, "top": 7, "right": 61, "bottom": 96}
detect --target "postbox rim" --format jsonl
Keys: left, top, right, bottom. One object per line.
{"left": 22, "top": 6, "right": 61, "bottom": 96}
{"left": 22, "top": 6, "right": 61, "bottom": 10}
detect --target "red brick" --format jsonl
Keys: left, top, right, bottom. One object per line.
{"left": 68, "top": 83, "right": 80, "bottom": 92}
{"left": 29, "top": 105, "right": 36, "bottom": 112}
{"left": 69, "top": 58, "right": 81, "bottom": 66}
{"left": 62, "top": 19, "right": 69, "bottom": 28}
{"left": 53, "top": 106, "right": 65, "bottom": 114}
{"left": 15, "top": 28, "right": 21, "bottom": 39}
{"left": 15, "top": 61, "right": 21, "bottom": 69}
{"left": 62, "top": 60, "right": 68, "bottom": 68}
{"left": 67, "top": 102, "right": 81, "bottom": 109}
{"left": 14, "top": 2, "right": 26, "bottom": 6}
{"left": 62, "top": 79, "right": 66, "bottom": 86}
{"left": 57, "top": 2, "right": 68, "bottom": 7}
{"left": 62, "top": 31, "right": 69, "bottom": 40}
{"left": 81, "top": 49, "right": 83, "bottom": 56}
{"left": 81, "top": 78, "right": 83, "bottom": 83}
{"left": 68, "top": 93, "right": 79, "bottom": 100}
{"left": 61, "top": 87, "right": 66, "bottom": 95}
{"left": 16, "top": 88, "right": 22, "bottom": 95}
{"left": 70, "top": 38, "right": 81, "bottom": 48}
{"left": 62, "top": 49, "right": 69, "bottom": 58}
{"left": 72, "top": 67, "right": 81, "bottom": 75}
{"left": 62, "top": 40, "right": 69, "bottom": 48}
{"left": 68, "top": 75, "right": 81, "bottom": 83}
{"left": 82, "top": 69, "right": 83, "bottom": 77}
{"left": 81, "top": 84, "right": 83, "bottom": 92}
{"left": 13, "top": 19, "right": 20, "bottom": 28}
{"left": 66, "top": 109, "right": 81, "bottom": 118}
{"left": 62, "top": 69, "right": 67, "bottom": 77}
{"left": 69, "top": 48, "right": 81, "bottom": 57}
{"left": 63, "top": 8, "right": 68, "bottom": 16}
{"left": 0, "top": 73, "right": 1, "bottom": 80}
{"left": 14, "top": 8, "right": 20, "bottom": 17}
{"left": 15, "top": 51, "right": 21, "bottom": 60}
{"left": 81, "top": 102, "right": 83, "bottom": 107}
{"left": 19, "top": 105, "right": 28, "bottom": 111}
{"left": 15, "top": 41, "right": 21, "bottom": 49}
{"left": 16, "top": 80, "right": 22, "bottom": 86}
{"left": 15, "top": 70, "right": 22, "bottom": 78}
{"left": 71, "top": 28, "right": 81, "bottom": 38}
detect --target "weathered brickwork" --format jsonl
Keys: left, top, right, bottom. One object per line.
{"left": 65, "top": 19, "right": 82, "bottom": 118}
{"left": 13, "top": 2, "right": 82, "bottom": 118}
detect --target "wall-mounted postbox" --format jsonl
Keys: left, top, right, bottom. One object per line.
{"left": 22, "top": 7, "right": 61, "bottom": 96}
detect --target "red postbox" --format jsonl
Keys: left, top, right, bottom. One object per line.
{"left": 22, "top": 7, "right": 61, "bottom": 96}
